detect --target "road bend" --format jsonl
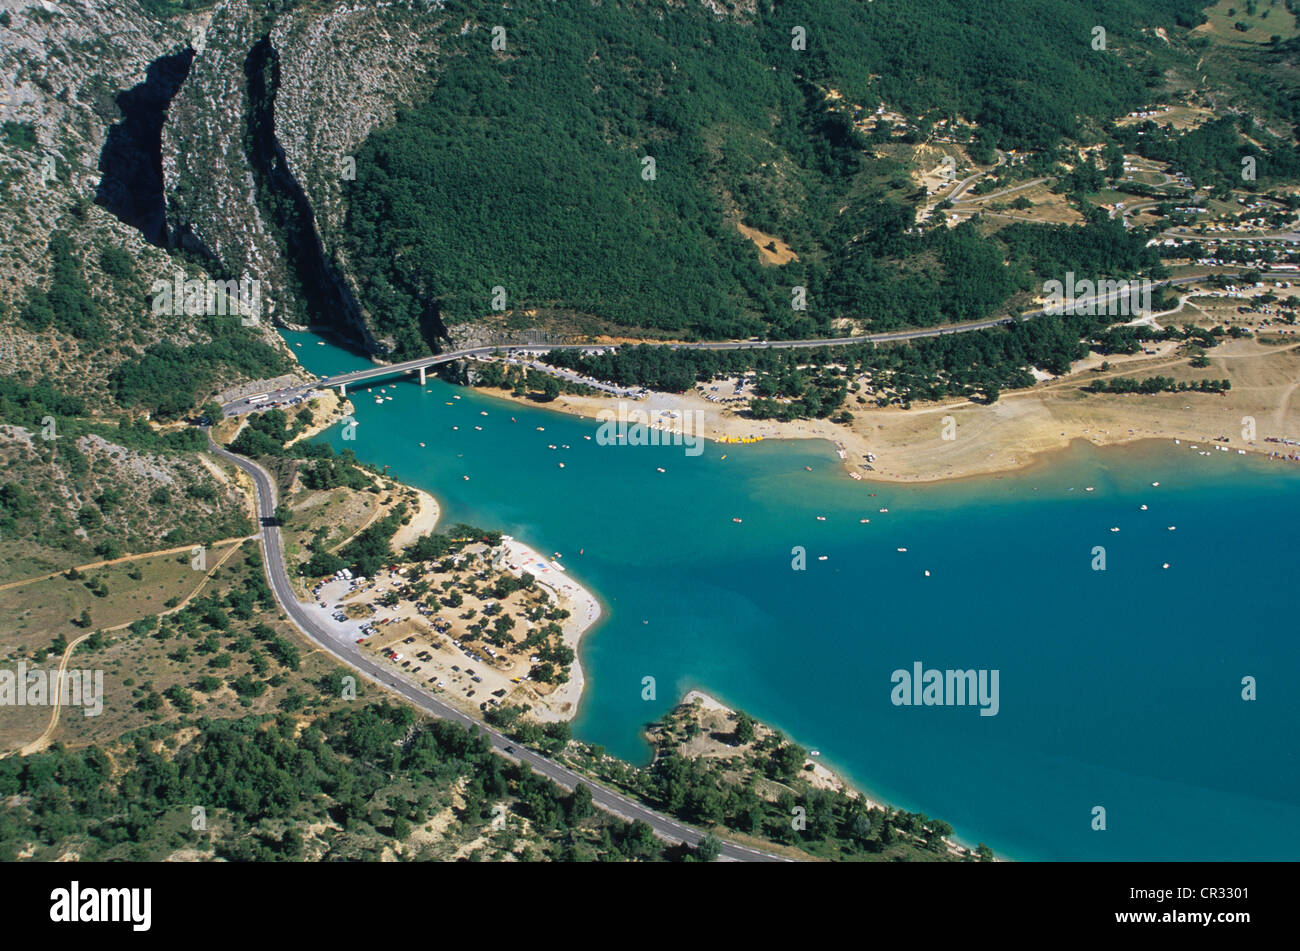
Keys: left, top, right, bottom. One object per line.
{"left": 207, "top": 436, "right": 789, "bottom": 863}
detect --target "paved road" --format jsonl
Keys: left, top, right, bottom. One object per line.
{"left": 1160, "top": 228, "right": 1300, "bottom": 243}
{"left": 950, "top": 176, "right": 1048, "bottom": 207}
{"left": 207, "top": 436, "right": 787, "bottom": 862}
{"left": 224, "top": 270, "right": 1292, "bottom": 419}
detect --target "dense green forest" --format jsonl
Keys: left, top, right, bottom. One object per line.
{"left": 544, "top": 305, "right": 1220, "bottom": 411}
{"left": 1112, "top": 114, "right": 1300, "bottom": 189}
{"left": 110, "top": 321, "right": 290, "bottom": 420}
{"left": 0, "top": 703, "right": 687, "bottom": 861}
{"left": 342, "top": 0, "right": 1202, "bottom": 354}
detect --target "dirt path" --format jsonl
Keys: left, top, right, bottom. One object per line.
{"left": 9, "top": 538, "right": 250, "bottom": 757}
{"left": 0, "top": 535, "right": 256, "bottom": 592}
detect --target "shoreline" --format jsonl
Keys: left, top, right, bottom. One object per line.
{"left": 389, "top": 486, "right": 443, "bottom": 552}
{"left": 676, "top": 689, "right": 887, "bottom": 811}
{"left": 468, "top": 333, "right": 1300, "bottom": 485}
{"left": 278, "top": 330, "right": 1288, "bottom": 861}
{"left": 497, "top": 535, "right": 603, "bottom": 722}
{"left": 305, "top": 525, "right": 604, "bottom": 725}
{"left": 674, "top": 688, "right": 986, "bottom": 860}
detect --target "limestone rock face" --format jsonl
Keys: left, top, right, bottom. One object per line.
{"left": 161, "top": 0, "right": 450, "bottom": 353}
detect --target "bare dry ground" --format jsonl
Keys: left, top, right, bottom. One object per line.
{"left": 0, "top": 539, "right": 246, "bottom": 660}
{"left": 479, "top": 287, "right": 1300, "bottom": 485}
{"left": 735, "top": 221, "right": 799, "bottom": 266}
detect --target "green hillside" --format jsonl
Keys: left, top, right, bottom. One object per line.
{"left": 341, "top": 0, "right": 1208, "bottom": 354}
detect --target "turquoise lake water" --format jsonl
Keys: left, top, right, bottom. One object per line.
{"left": 281, "top": 329, "right": 1300, "bottom": 860}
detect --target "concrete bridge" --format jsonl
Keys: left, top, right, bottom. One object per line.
{"left": 318, "top": 343, "right": 613, "bottom": 396}
{"left": 222, "top": 266, "right": 1290, "bottom": 417}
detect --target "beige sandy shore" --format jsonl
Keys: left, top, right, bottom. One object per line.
{"left": 501, "top": 536, "right": 602, "bottom": 722}
{"left": 285, "top": 389, "right": 352, "bottom": 447}
{"left": 474, "top": 332, "right": 1300, "bottom": 485}
{"left": 679, "top": 689, "right": 885, "bottom": 809}
{"left": 389, "top": 487, "right": 442, "bottom": 552}
{"left": 343, "top": 531, "right": 602, "bottom": 723}
{"left": 678, "top": 689, "right": 981, "bottom": 859}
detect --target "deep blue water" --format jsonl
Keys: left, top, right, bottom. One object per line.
{"left": 282, "top": 329, "right": 1300, "bottom": 860}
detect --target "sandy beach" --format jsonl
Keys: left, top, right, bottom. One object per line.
{"left": 473, "top": 330, "right": 1300, "bottom": 485}
{"left": 500, "top": 535, "right": 602, "bottom": 722}
{"left": 677, "top": 689, "right": 884, "bottom": 809}
{"left": 284, "top": 389, "right": 353, "bottom": 447}
{"left": 389, "top": 487, "right": 442, "bottom": 552}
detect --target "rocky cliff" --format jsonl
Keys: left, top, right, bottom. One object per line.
{"left": 160, "top": 0, "right": 450, "bottom": 352}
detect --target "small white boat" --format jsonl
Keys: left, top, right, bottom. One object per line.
{"left": 656, "top": 467, "right": 665, "bottom": 473}
{"left": 896, "top": 547, "right": 907, "bottom": 552}
{"left": 1162, "top": 563, "right": 1170, "bottom": 569}
{"left": 816, "top": 515, "right": 826, "bottom": 521}
{"left": 1110, "top": 527, "right": 1120, "bottom": 532}
{"left": 1140, "top": 504, "right": 1148, "bottom": 511}
{"left": 818, "top": 555, "right": 828, "bottom": 561}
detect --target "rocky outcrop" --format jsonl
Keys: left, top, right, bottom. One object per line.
{"left": 0, "top": 1, "right": 291, "bottom": 405}
{"left": 159, "top": 0, "right": 451, "bottom": 351}
{"left": 162, "top": 0, "right": 280, "bottom": 302}
{"left": 0, "top": 0, "right": 186, "bottom": 295}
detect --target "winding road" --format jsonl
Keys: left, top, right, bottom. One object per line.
{"left": 206, "top": 436, "right": 788, "bottom": 862}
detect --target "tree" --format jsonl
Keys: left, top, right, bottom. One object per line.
{"left": 733, "top": 711, "right": 755, "bottom": 745}
{"left": 567, "top": 783, "right": 594, "bottom": 823}
{"left": 767, "top": 741, "right": 806, "bottom": 782}
{"left": 694, "top": 833, "right": 722, "bottom": 862}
